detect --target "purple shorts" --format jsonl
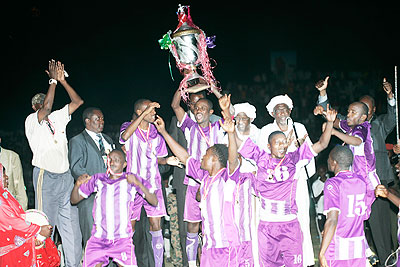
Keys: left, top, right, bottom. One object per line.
{"left": 183, "top": 183, "right": 202, "bottom": 222}
{"left": 258, "top": 219, "right": 303, "bottom": 267}
{"left": 326, "top": 258, "right": 368, "bottom": 266}
{"left": 83, "top": 236, "right": 137, "bottom": 267}
{"left": 130, "top": 189, "right": 167, "bottom": 220}
{"left": 200, "top": 245, "right": 240, "bottom": 267}
{"left": 238, "top": 241, "right": 254, "bottom": 267}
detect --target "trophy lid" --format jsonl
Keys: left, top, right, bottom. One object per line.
{"left": 172, "top": 5, "right": 201, "bottom": 38}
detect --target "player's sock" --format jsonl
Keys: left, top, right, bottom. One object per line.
{"left": 150, "top": 230, "right": 164, "bottom": 267}
{"left": 186, "top": 232, "right": 199, "bottom": 265}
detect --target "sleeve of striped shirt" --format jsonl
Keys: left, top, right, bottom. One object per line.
{"left": 78, "top": 174, "right": 99, "bottom": 198}
{"left": 351, "top": 124, "right": 367, "bottom": 143}
{"left": 339, "top": 119, "right": 350, "bottom": 133}
{"left": 119, "top": 122, "right": 131, "bottom": 144}
{"left": 178, "top": 113, "right": 196, "bottom": 133}
{"left": 238, "top": 138, "right": 265, "bottom": 165}
{"left": 185, "top": 157, "right": 207, "bottom": 182}
{"left": 323, "top": 179, "right": 340, "bottom": 215}
{"left": 156, "top": 135, "right": 168, "bottom": 158}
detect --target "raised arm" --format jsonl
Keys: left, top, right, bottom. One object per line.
{"left": 218, "top": 93, "right": 232, "bottom": 119}
{"left": 154, "top": 115, "right": 190, "bottom": 164}
{"left": 121, "top": 102, "right": 160, "bottom": 141}
{"left": 220, "top": 119, "right": 239, "bottom": 174}
{"left": 381, "top": 78, "right": 396, "bottom": 135}
{"left": 312, "top": 104, "right": 337, "bottom": 154}
{"left": 171, "top": 89, "right": 186, "bottom": 123}
{"left": 56, "top": 62, "right": 84, "bottom": 115}
{"left": 314, "top": 76, "right": 344, "bottom": 125}
{"left": 331, "top": 128, "right": 362, "bottom": 146}
{"left": 37, "top": 60, "right": 58, "bottom": 122}
{"left": 211, "top": 84, "right": 235, "bottom": 115}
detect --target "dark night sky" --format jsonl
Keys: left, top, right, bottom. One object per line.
{"left": 3, "top": 1, "right": 400, "bottom": 133}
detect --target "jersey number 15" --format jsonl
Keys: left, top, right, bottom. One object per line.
{"left": 347, "top": 193, "right": 367, "bottom": 217}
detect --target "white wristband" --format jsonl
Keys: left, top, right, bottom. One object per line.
{"left": 49, "top": 79, "right": 57, "bottom": 85}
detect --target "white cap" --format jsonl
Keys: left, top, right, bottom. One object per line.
{"left": 234, "top": 102, "right": 257, "bottom": 120}
{"left": 266, "top": 94, "right": 293, "bottom": 117}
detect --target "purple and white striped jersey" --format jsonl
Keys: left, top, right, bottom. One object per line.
{"left": 239, "top": 138, "right": 317, "bottom": 222}
{"left": 339, "top": 120, "right": 380, "bottom": 190}
{"left": 120, "top": 122, "right": 168, "bottom": 190}
{"left": 323, "top": 171, "right": 375, "bottom": 260}
{"left": 225, "top": 171, "right": 253, "bottom": 243}
{"left": 185, "top": 157, "right": 240, "bottom": 249}
{"left": 78, "top": 172, "right": 149, "bottom": 240}
{"left": 178, "top": 113, "right": 226, "bottom": 185}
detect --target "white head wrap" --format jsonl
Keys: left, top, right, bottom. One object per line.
{"left": 266, "top": 94, "right": 293, "bottom": 117}
{"left": 233, "top": 102, "right": 257, "bottom": 120}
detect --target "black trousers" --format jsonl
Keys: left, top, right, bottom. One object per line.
{"left": 367, "top": 181, "right": 393, "bottom": 265}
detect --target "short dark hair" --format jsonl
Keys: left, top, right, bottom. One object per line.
{"left": 329, "top": 145, "right": 353, "bottom": 169}
{"left": 359, "top": 95, "right": 375, "bottom": 108}
{"left": 110, "top": 149, "right": 126, "bottom": 163}
{"left": 210, "top": 144, "right": 228, "bottom": 168}
{"left": 133, "top": 99, "right": 150, "bottom": 115}
{"left": 268, "top": 130, "right": 285, "bottom": 144}
{"left": 196, "top": 98, "right": 213, "bottom": 110}
{"left": 353, "top": 101, "right": 369, "bottom": 117}
{"left": 82, "top": 107, "right": 101, "bottom": 125}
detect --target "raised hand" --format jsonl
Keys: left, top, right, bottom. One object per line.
{"left": 383, "top": 78, "right": 393, "bottom": 98}
{"left": 144, "top": 102, "right": 161, "bottom": 115}
{"left": 286, "top": 129, "right": 294, "bottom": 147}
{"left": 325, "top": 104, "right": 337, "bottom": 122}
{"left": 295, "top": 134, "right": 308, "bottom": 148}
{"left": 219, "top": 118, "right": 235, "bottom": 133}
{"left": 313, "top": 105, "right": 325, "bottom": 116}
{"left": 315, "top": 76, "right": 330, "bottom": 92}
{"left": 166, "top": 156, "right": 184, "bottom": 168}
{"left": 45, "top": 59, "right": 58, "bottom": 80}
{"left": 154, "top": 115, "right": 166, "bottom": 134}
{"left": 55, "top": 61, "right": 66, "bottom": 81}
{"left": 218, "top": 94, "right": 231, "bottom": 111}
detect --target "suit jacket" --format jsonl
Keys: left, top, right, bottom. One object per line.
{"left": 0, "top": 147, "right": 28, "bottom": 210}
{"left": 69, "top": 130, "right": 115, "bottom": 179}
{"left": 68, "top": 130, "right": 115, "bottom": 245}
{"left": 319, "top": 97, "right": 396, "bottom": 183}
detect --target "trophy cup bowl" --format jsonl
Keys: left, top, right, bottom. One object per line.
{"left": 171, "top": 22, "right": 210, "bottom": 93}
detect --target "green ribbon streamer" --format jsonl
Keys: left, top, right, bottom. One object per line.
{"left": 158, "top": 32, "right": 172, "bottom": 50}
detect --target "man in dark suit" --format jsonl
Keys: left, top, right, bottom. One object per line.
{"left": 68, "top": 107, "right": 115, "bottom": 248}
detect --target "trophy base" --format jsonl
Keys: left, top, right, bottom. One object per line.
{"left": 186, "top": 83, "right": 210, "bottom": 93}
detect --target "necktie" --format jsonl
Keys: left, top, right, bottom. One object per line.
{"left": 96, "top": 133, "right": 105, "bottom": 155}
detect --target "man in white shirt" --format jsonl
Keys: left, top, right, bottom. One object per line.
{"left": 257, "top": 94, "right": 316, "bottom": 267}
{"left": 25, "top": 60, "right": 84, "bottom": 267}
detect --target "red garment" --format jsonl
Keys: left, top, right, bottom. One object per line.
{"left": 0, "top": 187, "right": 40, "bottom": 266}
{"left": 36, "top": 238, "right": 60, "bottom": 267}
